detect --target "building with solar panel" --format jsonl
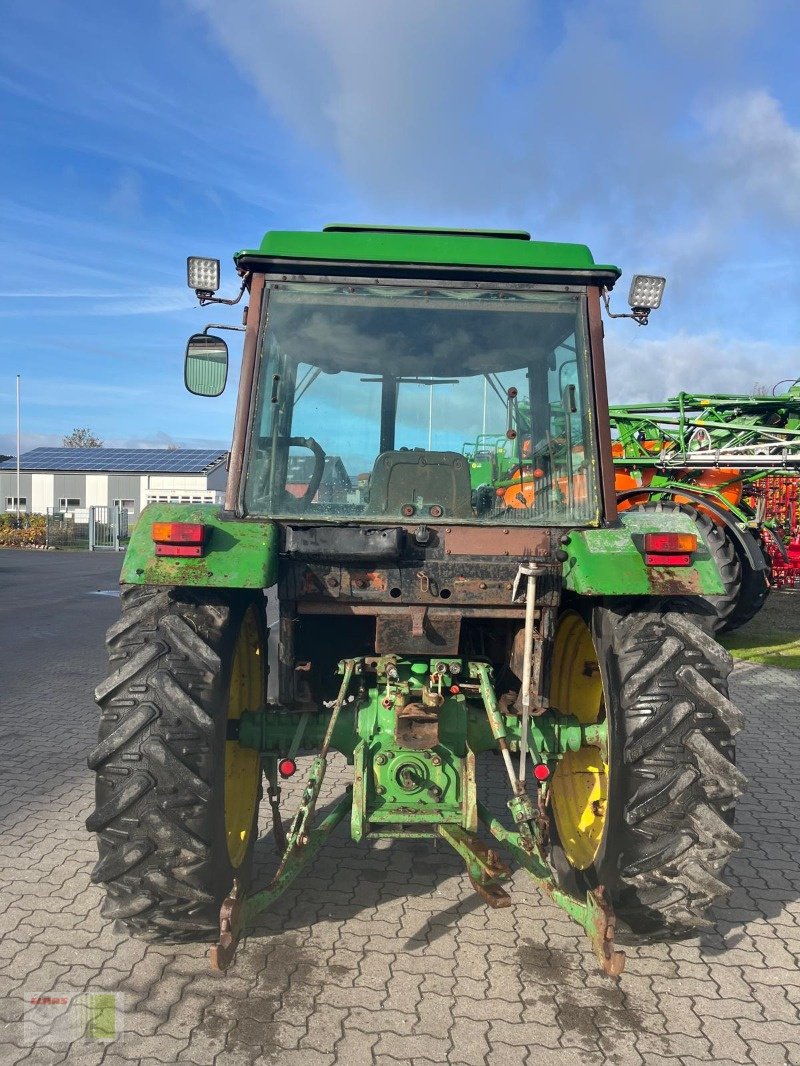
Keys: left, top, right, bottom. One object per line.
{"left": 0, "top": 448, "right": 228, "bottom": 518}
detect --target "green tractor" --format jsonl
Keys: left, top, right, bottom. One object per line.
{"left": 88, "top": 225, "right": 744, "bottom": 976}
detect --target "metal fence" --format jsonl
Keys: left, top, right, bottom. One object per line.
{"left": 89, "top": 506, "right": 128, "bottom": 550}
{"left": 46, "top": 506, "right": 128, "bottom": 550}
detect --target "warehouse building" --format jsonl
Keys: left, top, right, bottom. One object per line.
{"left": 0, "top": 448, "right": 228, "bottom": 518}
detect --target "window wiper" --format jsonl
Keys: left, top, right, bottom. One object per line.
{"left": 295, "top": 366, "right": 322, "bottom": 402}
{"left": 483, "top": 373, "right": 506, "bottom": 405}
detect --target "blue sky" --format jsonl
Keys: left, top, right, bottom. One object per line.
{"left": 0, "top": 0, "right": 798, "bottom": 456}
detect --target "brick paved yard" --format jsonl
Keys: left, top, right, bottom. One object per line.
{"left": 2, "top": 550, "right": 800, "bottom": 1065}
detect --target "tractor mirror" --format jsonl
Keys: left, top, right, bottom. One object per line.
{"left": 184, "top": 333, "right": 229, "bottom": 397}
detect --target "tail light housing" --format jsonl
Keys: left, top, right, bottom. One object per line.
{"left": 152, "top": 522, "right": 208, "bottom": 557}
{"left": 643, "top": 531, "right": 697, "bottom": 567}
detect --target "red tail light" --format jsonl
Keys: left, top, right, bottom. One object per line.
{"left": 645, "top": 552, "right": 692, "bottom": 566}
{"left": 643, "top": 531, "right": 697, "bottom": 567}
{"left": 152, "top": 522, "right": 207, "bottom": 557}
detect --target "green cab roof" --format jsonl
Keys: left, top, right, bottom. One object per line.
{"left": 234, "top": 224, "right": 621, "bottom": 283}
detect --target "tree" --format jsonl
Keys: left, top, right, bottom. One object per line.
{"left": 63, "top": 427, "right": 103, "bottom": 448}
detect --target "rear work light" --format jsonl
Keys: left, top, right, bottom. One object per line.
{"left": 152, "top": 522, "right": 208, "bottom": 558}
{"left": 643, "top": 531, "right": 698, "bottom": 567}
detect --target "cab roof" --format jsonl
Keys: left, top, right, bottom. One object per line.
{"left": 234, "top": 224, "right": 621, "bottom": 286}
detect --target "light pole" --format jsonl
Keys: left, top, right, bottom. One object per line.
{"left": 16, "top": 374, "right": 20, "bottom": 520}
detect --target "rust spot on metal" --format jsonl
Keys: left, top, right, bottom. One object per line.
{"left": 210, "top": 879, "right": 244, "bottom": 972}
{"left": 395, "top": 699, "right": 440, "bottom": 750}
{"left": 645, "top": 567, "right": 702, "bottom": 594}
{"left": 587, "top": 887, "right": 626, "bottom": 978}
{"left": 349, "top": 569, "right": 387, "bottom": 592}
{"left": 375, "top": 610, "right": 460, "bottom": 655}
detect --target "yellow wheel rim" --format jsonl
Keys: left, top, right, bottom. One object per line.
{"left": 549, "top": 611, "right": 609, "bottom": 870}
{"left": 224, "top": 605, "right": 263, "bottom": 867}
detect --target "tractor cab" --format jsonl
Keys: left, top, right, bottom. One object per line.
{"left": 185, "top": 224, "right": 626, "bottom": 532}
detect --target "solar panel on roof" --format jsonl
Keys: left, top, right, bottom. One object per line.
{"left": 0, "top": 448, "right": 228, "bottom": 474}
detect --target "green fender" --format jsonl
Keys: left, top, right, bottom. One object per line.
{"left": 119, "top": 504, "right": 278, "bottom": 588}
{"left": 562, "top": 510, "right": 726, "bottom": 596}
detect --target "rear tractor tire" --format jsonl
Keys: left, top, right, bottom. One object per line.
{"left": 87, "top": 586, "right": 266, "bottom": 941}
{"left": 548, "top": 600, "right": 745, "bottom": 938}
{"left": 719, "top": 530, "right": 771, "bottom": 634}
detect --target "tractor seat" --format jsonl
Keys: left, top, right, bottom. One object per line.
{"left": 365, "top": 450, "right": 473, "bottom": 519}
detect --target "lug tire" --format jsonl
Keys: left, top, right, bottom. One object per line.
{"left": 719, "top": 531, "right": 771, "bottom": 633}
{"left": 550, "top": 599, "right": 745, "bottom": 938}
{"left": 87, "top": 586, "right": 265, "bottom": 941}
{"left": 632, "top": 501, "right": 741, "bottom": 633}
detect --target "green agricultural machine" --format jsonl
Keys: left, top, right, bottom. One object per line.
{"left": 88, "top": 226, "right": 744, "bottom": 977}
{"left": 609, "top": 385, "right": 800, "bottom": 631}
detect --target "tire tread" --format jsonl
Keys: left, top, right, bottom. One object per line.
{"left": 88, "top": 585, "right": 256, "bottom": 941}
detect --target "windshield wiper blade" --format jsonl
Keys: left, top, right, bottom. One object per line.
{"left": 295, "top": 366, "right": 322, "bottom": 402}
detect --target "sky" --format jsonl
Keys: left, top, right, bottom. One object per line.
{"left": 0, "top": 0, "right": 798, "bottom": 456}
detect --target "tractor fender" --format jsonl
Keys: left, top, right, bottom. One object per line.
{"left": 616, "top": 487, "right": 766, "bottom": 571}
{"left": 562, "top": 510, "right": 727, "bottom": 597}
{"left": 119, "top": 503, "right": 278, "bottom": 588}
{"left": 760, "top": 524, "right": 788, "bottom": 563}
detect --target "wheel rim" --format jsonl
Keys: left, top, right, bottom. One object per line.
{"left": 224, "top": 605, "right": 263, "bottom": 867}
{"left": 549, "top": 611, "right": 609, "bottom": 870}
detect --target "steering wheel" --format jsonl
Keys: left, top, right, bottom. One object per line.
{"left": 288, "top": 436, "right": 327, "bottom": 511}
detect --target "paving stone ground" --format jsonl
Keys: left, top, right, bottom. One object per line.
{"left": 2, "top": 550, "right": 800, "bottom": 1065}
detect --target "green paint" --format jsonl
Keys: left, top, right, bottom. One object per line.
{"left": 437, "top": 823, "right": 511, "bottom": 904}
{"left": 227, "top": 654, "right": 624, "bottom": 972}
{"left": 238, "top": 706, "right": 358, "bottom": 759}
{"left": 119, "top": 503, "right": 278, "bottom": 588}
{"left": 243, "top": 795, "right": 351, "bottom": 923}
{"left": 477, "top": 802, "right": 551, "bottom": 882}
{"left": 234, "top": 225, "right": 621, "bottom": 282}
{"left": 563, "top": 510, "right": 726, "bottom": 596}
{"left": 239, "top": 666, "right": 606, "bottom": 766}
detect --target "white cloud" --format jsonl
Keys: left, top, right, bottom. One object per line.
{"left": 188, "top": 0, "right": 530, "bottom": 211}
{"left": 0, "top": 286, "right": 194, "bottom": 318}
{"left": 703, "top": 89, "right": 800, "bottom": 226}
{"left": 605, "top": 328, "right": 800, "bottom": 403}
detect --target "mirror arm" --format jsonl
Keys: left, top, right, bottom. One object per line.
{"left": 202, "top": 324, "right": 246, "bottom": 334}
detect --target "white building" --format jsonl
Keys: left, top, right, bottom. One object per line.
{"left": 0, "top": 448, "right": 228, "bottom": 518}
